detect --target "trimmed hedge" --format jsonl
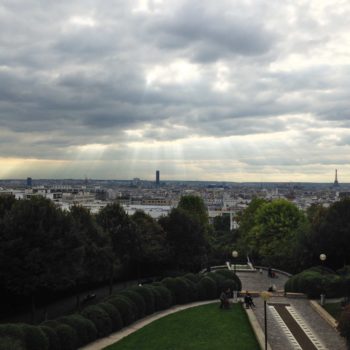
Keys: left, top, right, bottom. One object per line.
{"left": 161, "top": 277, "right": 190, "bottom": 304}
{"left": 0, "top": 324, "right": 25, "bottom": 343}
{"left": 107, "top": 296, "right": 137, "bottom": 326}
{"left": 54, "top": 324, "right": 78, "bottom": 350}
{"left": 118, "top": 290, "right": 146, "bottom": 318}
{"left": 130, "top": 286, "right": 155, "bottom": 315}
{"left": 206, "top": 272, "right": 225, "bottom": 296}
{"left": 0, "top": 337, "right": 25, "bottom": 350}
{"left": 183, "top": 273, "right": 202, "bottom": 283}
{"left": 0, "top": 269, "right": 242, "bottom": 350}
{"left": 0, "top": 324, "right": 49, "bottom": 350}
{"left": 198, "top": 277, "right": 217, "bottom": 300}
{"left": 58, "top": 314, "right": 97, "bottom": 346}
{"left": 39, "top": 326, "right": 61, "bottom": 350}
{"left": 144, "top": 285, "right": 172, "bottom": 311}
{"left": 338, "top": 304, "right": 350, "bottom": 346}
{"left": 285, "top": 268, "right": 346, "bottom": 298}
{"left": 21, "top": 324, "right": 49, "bottom": 350}
{"left": 80, "top": 305, "right": 112, "bottom": 338}
{"left": 98, "top": 303, "right": 123, "bottom": 331}
{"left": 180, "top": 278, "right": 198, "bottom": 302}
{"left": 215, "top": 270, "right": 242, "bottom": 291}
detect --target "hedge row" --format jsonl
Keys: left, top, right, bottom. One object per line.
{"left": 285, "top": 266, "right": 350, "bottom": 298}
{"left": 0, "top": 270, "right": 241, "bottom": 350}
{"left": 338, "top": 304, "right": 350, "bottom": 347}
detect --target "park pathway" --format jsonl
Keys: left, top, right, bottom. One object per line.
{"left": 237, "top": 270, "right": 347, "bottom": 350}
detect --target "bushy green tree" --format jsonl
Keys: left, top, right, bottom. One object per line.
{"left": 96, "top": 203, "right": 138, "bottom": 293}
{"left": 131, "top": 211, "right": 169, "bottom": 276}
{"left": 305, "top": 199, "right": 350, "bottom": 269}
{"left": 70, "top": 205, "right": 111, "bottom": 307}
{"left": 159, "top": 208, "right": 207, "bottom": 272}
{"left": 237, "top": 198, "right": 306, "bottom": 270}
{"left": 178, "top": 195, "right": 208, "bottom": 225}
{"left": 0, "top": 196, "right": 83, "bottom": 321}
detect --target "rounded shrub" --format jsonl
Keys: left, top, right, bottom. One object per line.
{"left": 0, "top": 336, "right": 25, "bottom": 350}
{"left": 324, "top": 274, "right": 345, "bottom": 298}
{"left": 198, "top": 277, "right": 217, "bottom": 300}
{"left": 183, "top": 273, "right": 201, "bottom": 283}
{"left": 118, "top": 290, "right": 146, "bottom": 318}
{"left": 107, "top": 296, "right": 136, "bottom": 326}
{"left": 0, "top": 324, "right": 25, "bottom": 343}
{"left": 98, "top": 302, "right": 123, "bottom": 331}
{"left": 338, "top": 304, "right": 350, "bottom": 346}
{"left": 215, "top": 270, "right": 242, "bottom": 291}
{"left": 58, "top": 314, "right": 97, "bottom": 346}
{"left": 39, "top": 326, "right": 61, "bottom": 350}
{"left": 179, "top": 277, "right": 198, "bottom": 302}
{"left": 80, "top": 305, "right": 112, "bottom": 338}
{"left": 285, "top": 268, "right": 345, "bottom": 298}
{"left": 161, "top": 277, "right": 190, "bottom": 304}
{"left": 144, "top": 285, "right": 172, "bottom": 311}
{"left": 130, "top": 286, "right": 155, "bottom": 315}
{"left": 206, "top": 272, "right": 225, "bottom": 296}
{"left": 54, "top": 324, "right": 78, "bottom": 350}
{"left": 20, "top": 324, "right": 49, "bottom": 350}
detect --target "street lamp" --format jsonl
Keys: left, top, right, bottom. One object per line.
{"left": 232, "top": 250, "right": 238, "bottom": 273}
{"left": 260, "top": 291, "right": 272, "bottom": 350}
{"left": 319, "top": 253, "right": 327, "bottom": 305}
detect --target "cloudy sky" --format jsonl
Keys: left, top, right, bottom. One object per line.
{"left": 1, "top": 0, "right": 350, "bottom": 182}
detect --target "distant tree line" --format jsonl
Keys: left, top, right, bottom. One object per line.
{"left": 0, "top": 194, "right": 210, "bottom": 322}
{"left": 1, "top": 192, "right": 349, "bottom": 322}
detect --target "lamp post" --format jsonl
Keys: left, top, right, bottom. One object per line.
{"left": 319, "top": 253, "right": 327, "bottom": 305}
{"left": 232, "top": 250, "right": 238, "bottom": 273}
{"left": 260, "top": 291, "right": 272, "bottom": 350}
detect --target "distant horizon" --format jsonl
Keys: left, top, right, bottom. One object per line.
{"left": 0, "top": 177, "right": 346, "bottom": 185}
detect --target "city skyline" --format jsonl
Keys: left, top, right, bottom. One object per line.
{"left": 2, "top": 1, "right": 350, "bottom": 182}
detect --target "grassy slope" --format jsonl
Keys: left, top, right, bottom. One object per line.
{"left": 104, "top": 303, "right": 259, "bottom": 350}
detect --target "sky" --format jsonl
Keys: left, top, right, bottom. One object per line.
{"left": 1, "top": 0, "right": 350, "bottom": 182}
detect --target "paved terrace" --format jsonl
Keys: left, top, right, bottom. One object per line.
{"left": 237, "top": 270, "right": 347, "bottom": 350}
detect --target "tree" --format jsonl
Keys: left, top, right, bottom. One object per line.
{"left": 306, "top": 199, "right": 350, "bottom": 269}
{"left": 237, "top": 198, "right": 306, "bottom": 271}
{"left": 252, "top": 199, "right": 306, "bottom": 270}
{"left": 70, "top": 205, "right": 111, "bottom": 309}
{"left": 177, "top": 195, "right": 208, "bottom": 226}
{"left": 236, "top": 197, "right": 268, "bottom": 260}
{"left": 0, "top": 196, "right": 83, "bottom": 321}
{"left": 96, "top": 203, "right": 138, "bottom": 293}
{"left": 159, "top": 208, "right": 207, "bottom": 272}
{"left": 208, "top": 214, "right": 239, "bottom": 265}
{"left": 131, "top": 211, "right": 169, "bottom": 276}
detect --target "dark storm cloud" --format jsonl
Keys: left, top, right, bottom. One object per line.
{"left": 133, "top": 0, "right": 278, "bottom": 65}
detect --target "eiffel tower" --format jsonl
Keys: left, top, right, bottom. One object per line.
{"left": 334, "top": 169, "right": 339, "bottom": 187}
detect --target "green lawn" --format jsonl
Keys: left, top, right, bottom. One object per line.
{"left": 104, "top": 303, "right": 260, "bottom": 350}
{"left": 323, "top": 302, "right": 342, "bottom": 320}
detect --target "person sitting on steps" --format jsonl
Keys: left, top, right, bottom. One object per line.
{"left": 244, "top": 291, "right": 255, "bottom": 309}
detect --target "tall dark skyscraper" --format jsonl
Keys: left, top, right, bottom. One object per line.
{"left": 156, "top": 170, "right": 160, "bottom": 186}
{"left": 26, "top": 177, "right": 32, "bottom": 187}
